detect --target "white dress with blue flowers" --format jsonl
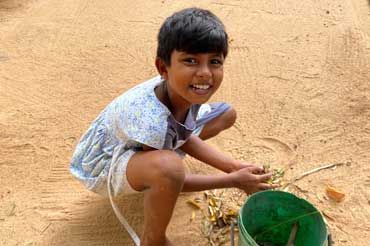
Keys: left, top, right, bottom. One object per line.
{"left": 70, "top": 76, "right": 230, "bottom": 197}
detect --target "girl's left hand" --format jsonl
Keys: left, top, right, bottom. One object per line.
{"left": 232, "top": 160, "right": 265, "bottom": 174}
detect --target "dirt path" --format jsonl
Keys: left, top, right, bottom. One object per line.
{"left": 1, "top": 0, "right": 369, "bottom": 245}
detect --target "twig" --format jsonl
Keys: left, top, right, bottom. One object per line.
{"left": 286, "top": 223, "right": 298, "bottom": 246}
{"left": 283, "top": 162, "right": 349, "bottom": 190}
{"left": 294, "top": 162, "right": 348, "bottom": 181}
{"left": 322, "top": 211, "right": 335, "bottom": 221}
{"left": 230, "top": 220, "right": 235, "bottom": 246}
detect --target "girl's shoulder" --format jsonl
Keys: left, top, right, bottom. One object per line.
{"left": 111, "top": 76, "right": 169, "bottom": 116}
{"left": 104, "top": 76, "right": 170, "bottom": 149}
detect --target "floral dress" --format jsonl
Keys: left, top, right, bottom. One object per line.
{"left": 70, "top": 76, "right": 230, "bottom": 197}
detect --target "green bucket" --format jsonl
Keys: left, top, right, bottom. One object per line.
{"left": 238, "top": 191, "right": 328, "bottom": 246}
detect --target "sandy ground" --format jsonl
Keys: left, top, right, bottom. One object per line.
{"left": 1, "top": 0, "right": 370, "bottom": 245}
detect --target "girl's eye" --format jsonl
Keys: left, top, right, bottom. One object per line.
{"left": 211, "top": 59, "right": 223, "bottom": 65}
{"left": 184, "top": 58, "right": 197, "bottom": 64}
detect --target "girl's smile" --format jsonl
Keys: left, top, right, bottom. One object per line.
{"left": 190, "top": 83, "right": 213, "bottom": 95}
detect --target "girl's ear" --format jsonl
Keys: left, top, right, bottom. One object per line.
{"left": 155, "top": 58, "right": 168, "bottom": 80}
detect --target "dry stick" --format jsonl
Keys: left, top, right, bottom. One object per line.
{"left": 230, "top": 220, "right": 235, "bottom": 246}
{"left": 283, "top": 162, "right": 349, "bottom": 190}
{"left": 286, "top": 223, "right": 299, "bottom": 246}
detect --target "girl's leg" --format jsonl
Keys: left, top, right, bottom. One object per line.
{"left": 123, "top": 107, "right": 236, "bottom": 245}
{"left": 198, "top": 107, "right": 237, "bottom": 140}
{"left": 126, "top": 150, "right": 185, "bottom": 246}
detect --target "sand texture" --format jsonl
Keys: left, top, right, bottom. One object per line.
{"left": 1, "top": 0, "right": 370, "bottom": 245}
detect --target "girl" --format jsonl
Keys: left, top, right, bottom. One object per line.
{"left": 70, "top": 8, "right": 277, "bottom": 246}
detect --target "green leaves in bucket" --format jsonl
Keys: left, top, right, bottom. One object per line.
{"left": 253, "top": 210, "right": 320, "bottom": 240}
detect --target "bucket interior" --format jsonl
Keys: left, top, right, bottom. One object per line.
{"left": 238, "top": 191, "right": 327, "bottom": 246}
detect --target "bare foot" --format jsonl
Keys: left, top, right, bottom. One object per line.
{"left": 140, "top": 236, "right": 173, "bottom": 246}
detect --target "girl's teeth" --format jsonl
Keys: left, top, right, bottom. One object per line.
{"left": 193, "top": 84, "right": 210, "bottom": 90}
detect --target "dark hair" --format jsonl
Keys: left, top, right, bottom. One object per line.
{"left": 157, "top": 8, "right": 228, "bottom": 65}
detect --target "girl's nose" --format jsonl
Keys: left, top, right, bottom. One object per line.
{"left": 196, "top": 64, "right": 212, "bottom": 80}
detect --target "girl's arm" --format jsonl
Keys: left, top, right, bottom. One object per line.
{"left": 183, "top": 173, "right": 234, "bottom": 192}
{"left": 182, "top": 168, "right": 276, "bottom": 193}
{"left": 180, "top": 134, "right": 259, "bottom": 173}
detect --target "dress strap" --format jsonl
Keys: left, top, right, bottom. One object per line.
{"left": 108, "top": 145, "right": 141, "bottom": 246}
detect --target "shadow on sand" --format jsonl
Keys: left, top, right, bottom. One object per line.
{"left": 51, "top": 193, "right": 144, "bottom": 246}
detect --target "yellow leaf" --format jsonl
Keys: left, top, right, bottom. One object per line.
{"left": 190, "top": 211, "right": 196, "bottom": 221}
{"left": 187, "top": 199, "right": 201, "bottom": 209}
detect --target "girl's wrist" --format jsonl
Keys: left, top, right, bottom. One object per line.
{"left": 227, "top": 172, "right": 237, "bottom": 188}
{"left": 229, "top": 160, "right": 242, "bottom": 172}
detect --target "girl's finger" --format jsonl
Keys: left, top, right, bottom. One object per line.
{"left": 256, "top": 173, "right": 273, "bottom": 182}
{"left": 247, "top": 166, "right": 264, "bottom": 174}
{"left": 258, "top": 183, "right": 279, "bottom": 190}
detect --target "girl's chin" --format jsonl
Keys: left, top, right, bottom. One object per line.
{"left": 188, "top": 95, "right": 212, "bottom": 105}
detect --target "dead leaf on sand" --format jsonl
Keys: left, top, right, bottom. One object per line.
{"left": 326, "top": 186, "right": 345, "bottom": 202}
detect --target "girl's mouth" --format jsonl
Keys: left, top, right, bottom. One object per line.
{"left": 190, "top": 84, "right": 212, "bottom": 95}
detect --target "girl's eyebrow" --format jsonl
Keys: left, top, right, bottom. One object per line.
{"left": 205, "top": 52, "right": 224, "bottom": 58}
{"left": 210, "top": 53, "right": 224, "bottom": 59}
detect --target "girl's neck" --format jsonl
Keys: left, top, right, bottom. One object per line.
{"left": 155, "top": 80, "right": 190, "bottom": 123}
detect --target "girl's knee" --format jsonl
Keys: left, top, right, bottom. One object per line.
{"left": 223, "top": 107, "right": 237, "bottom": 129}
{"left": 151, "top": 150, "right": 185, "bottom": 184}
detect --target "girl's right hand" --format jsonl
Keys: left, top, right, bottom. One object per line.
{"left": 230, "top": 166, "right": 279, "bottom": 194}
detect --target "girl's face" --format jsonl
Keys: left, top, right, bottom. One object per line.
{"left": 161, "top": 50, "right": 224, "bottom": 107}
